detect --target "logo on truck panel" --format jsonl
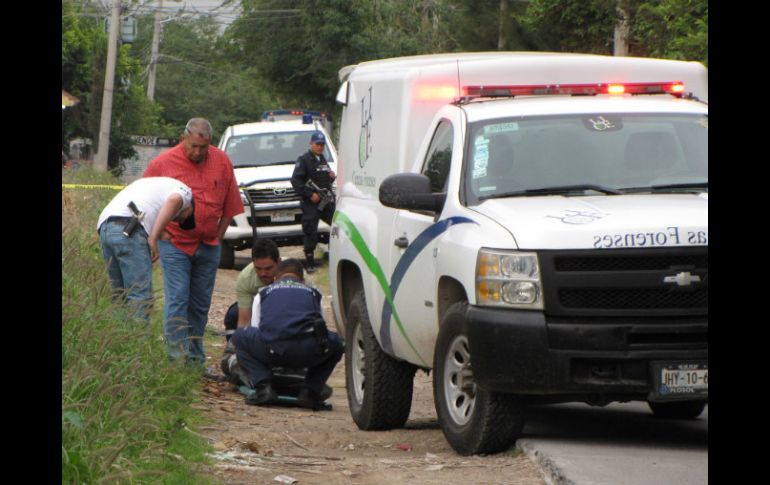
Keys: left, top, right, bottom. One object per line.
{"left": 333, "top": 211, "right": 476, "bottom": 366}
{"left": 358, "top": 86, "right": 373, "bottom": 168}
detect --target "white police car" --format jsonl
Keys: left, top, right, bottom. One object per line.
{"left": 217, "top": 113, "right": 337, "bottom": 268}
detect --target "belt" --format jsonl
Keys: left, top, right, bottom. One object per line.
{"left": 264, "top": 330, "right": 316, "bottom": 343}
{"left": 104, "top": 216, "right": 134, "bottom": 224}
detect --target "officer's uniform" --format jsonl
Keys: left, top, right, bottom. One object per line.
{"left": 290, "top": 144, "right": 335, "bottom": 266}
{"left": 230, "top": 277, "right": 343, "bottom": 394}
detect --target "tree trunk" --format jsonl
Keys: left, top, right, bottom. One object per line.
{"left": 614, "top": 1, "right": 630, "bottom": 56}
{"left": 498, "top": 0, "right": 509, "bottom": 51}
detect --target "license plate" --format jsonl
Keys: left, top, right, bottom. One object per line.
{"left": 652, "top": 362, "right": 708, "bottom": 399}
{"left": 270, "top": 210, "right": 296, "bottom": 222}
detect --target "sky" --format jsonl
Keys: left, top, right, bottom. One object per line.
{"left": 126, "top": 0, "right": 242, "bottom": 28}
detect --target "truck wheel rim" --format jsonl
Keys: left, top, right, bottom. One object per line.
{"left": 442, "top": 334, "right": 475, "bottom": 426}
{"left": 351, "top": 322, "right": 366, "bottom": 405}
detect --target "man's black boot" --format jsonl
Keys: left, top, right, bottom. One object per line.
{"left": 245, "top": 381, "right": 278, "bottom": 406}
{"left": 305, "top": 253, "right": 317, "bottom": 273}
{"left": 297, "top": 387, "right": 332, "bottom": 411}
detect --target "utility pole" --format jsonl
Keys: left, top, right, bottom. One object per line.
{"left": 147, "top": 0, "right": 162, "bottom": 101}
{"left": 94, "top": 0, "right": 122, "bottom": 172}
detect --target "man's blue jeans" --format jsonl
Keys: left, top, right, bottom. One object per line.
{"left": 99, "top": 221, "right": 153, "bottom": 322}
{"left": 158, "top": 240, "right": 220, "bottom": 364}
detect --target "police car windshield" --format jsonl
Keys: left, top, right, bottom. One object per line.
{"left": 225, "top": 131, "right": 333, "bottom": 167}
{"left": 464, "top": 113, "right": 708, "bottom": 205}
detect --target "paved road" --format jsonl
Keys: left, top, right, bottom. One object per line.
{"left": 519, "top": 402, "right": 707, "bottom": 485}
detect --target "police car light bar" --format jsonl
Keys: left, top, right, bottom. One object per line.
{"left": 262, "top": 109, "right": 329, "bottom": 120}
{"left": 462, "top": 82, "right": 686, "bottom": 98}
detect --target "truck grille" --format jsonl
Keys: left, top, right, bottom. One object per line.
{"left": 245, "top": 187, "right": 301, "bottom": 204}
{"left": 247, "top": 215, "right": 302, "bottom": 226}
{"left": 539, "top": 247, "right": 708, "bottom": 317}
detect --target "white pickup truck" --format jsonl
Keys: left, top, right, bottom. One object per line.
{"left": 328, "top": 52, "right": 707, "bottom": 455}
{"left": 217, "top": 115, "right": 337, "bottom": 268}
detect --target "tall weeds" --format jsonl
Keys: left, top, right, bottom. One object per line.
{"left": 62, "top": 169, "right": 215, "bottom": 484}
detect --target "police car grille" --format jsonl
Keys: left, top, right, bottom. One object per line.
{"left": 539, "top": 247, "right": 708, "bottom": 317}
{"left": 246, "top": 188, "right": 301, "bottom": 203}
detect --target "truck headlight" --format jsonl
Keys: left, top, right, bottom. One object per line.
{"left": 476, "top": 250, "right": 543, "bottom": 309}
{"left": 240, "top": 191, "right": 250, "bottom": 205}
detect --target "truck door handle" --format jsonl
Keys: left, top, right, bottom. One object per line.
{"left": 394, "top": 236, "right": 409, "bottom": 248}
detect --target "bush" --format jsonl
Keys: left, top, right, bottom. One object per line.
{"left": 62, "top": 169, "right": 216, "bottom": 484}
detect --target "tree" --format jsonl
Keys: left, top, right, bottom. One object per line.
{"left": 630, "top": 0, "right": 707, "bottom": 66}
{"left": 516, "top": 0, "right": 707, "bottom": 64}
{"left": 62, "top": 0, "right": 170, "bottom": 172}
{"left": 228, "top": 0, "right": 468, "bottom": 110}
{"left": 128, "top": 14, "right": 273, "bottom": 141}
{"left": 516, "top": 0, "right": 619, "bottom": 54}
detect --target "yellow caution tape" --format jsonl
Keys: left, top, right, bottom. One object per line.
{"left": 62, "top": 184, "right": 126, "bottom": 190}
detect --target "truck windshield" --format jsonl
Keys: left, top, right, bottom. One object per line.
{"left": 464, "top": 113, "right": 707, "bottom": 204}
{"left": 224, "top": 131, "right": 334, "bottom": 167}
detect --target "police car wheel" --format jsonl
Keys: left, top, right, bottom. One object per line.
{"left": 648, "top": 400, "right": 706, "bottom": 419}
{"left": 218, "top": 243, "right": 235, "bottom": 269}
{"left": 433, "top": 302, "right": 525, "bottom": 456}
{"left": 345, "top": 291, "right": 416, "bottom": 430}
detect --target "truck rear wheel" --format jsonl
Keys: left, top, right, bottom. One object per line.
{"left": 345, "top": 291, "right": 416, "bottom": 430}
{"left": 218, "top": 243, "right": 235, "bottom": 269}
{"left": 648, "top": 400, "right": 706, "bottom": 419}
{"left": 433, "top": 302, "right": 525, "bottom": 455}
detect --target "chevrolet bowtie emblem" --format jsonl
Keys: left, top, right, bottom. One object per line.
{"left": 663, "top": 271, "right": 701, "bottom": 286}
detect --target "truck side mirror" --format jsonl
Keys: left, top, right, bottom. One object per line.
{"left": 379, "top": 173, "right": 446, "bottom": 213}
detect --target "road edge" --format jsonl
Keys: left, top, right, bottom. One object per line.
{"left": 518, "top": 439, "right": 575, "bottom": 485}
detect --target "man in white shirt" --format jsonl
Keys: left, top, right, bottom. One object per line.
{"left": 97, "top": 176, "right": 195, "bottom": 322}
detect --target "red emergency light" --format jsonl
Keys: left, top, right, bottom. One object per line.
{"left": 462, "top": 82, "right": 686, "bottom": 98}
{"left": 414, "top": 85, "right": 461, "bottom": 101}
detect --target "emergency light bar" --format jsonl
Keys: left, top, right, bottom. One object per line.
{"left": 261, "top": 109, "right": 330, "bottom": 121}
{"left": 462, "top": 82, "right": 686, "bottom": 98}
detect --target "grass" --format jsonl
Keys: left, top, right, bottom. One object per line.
{"left": 62, "top": 168, "right": 218, "bottom": 484}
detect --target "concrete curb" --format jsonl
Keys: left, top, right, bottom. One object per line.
{"left": 519, "top": 439, "right": 575, "bottom": 485}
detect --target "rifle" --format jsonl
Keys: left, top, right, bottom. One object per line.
{"left": 305, "top": 179, "right": 335, "bottom": 211}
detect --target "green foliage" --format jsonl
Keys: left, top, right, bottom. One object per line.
{"left": 518, "top": 0, "right": 618, "bottom": 53}
{"left": 445, "top": 0, "right": 536, "bottom": 52}
{"left": 127, "top": 14, "right": 273, "bottom": 142}
{"left": 229, "top": 0, "right": 465, "bottom": 111}
{"left": 516, "top": 0, "right": 707, "bottom": 64}
{"left": 631, "top": 0, "right": 708, "bottom": 66}
{"left": 63, "top": 0, "right": 708, "bottom": 157}
{"left": 62, "top": 0, "right": 173, "bottom": 171}
{"left": 62, "top": 169, "right": 215, "bottom": 484}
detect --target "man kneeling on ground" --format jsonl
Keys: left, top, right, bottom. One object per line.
{"left": 230, "top": 259, "right": 343, "bottom": 410}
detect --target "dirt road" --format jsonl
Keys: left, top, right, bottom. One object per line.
{"left": 197, "top": 249, "right": 547, "bottom": 485}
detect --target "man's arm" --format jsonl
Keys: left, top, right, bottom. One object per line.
{"left": 235, "top": 263, "right": 259, "bottom": 327}
{"left": 148, "top": 194, "right": 184, "bottom": 262}
{"left": 216, "top": 216, "right": 233, "bottom": 241}
{"left": 237, "top": 305, "right": 252, "bottom": 328}
{"left": 290, "top": 156, "right": 311, "bottom": 198}
{"left": 250, "top": 294, "right": 262, "bottom": 328}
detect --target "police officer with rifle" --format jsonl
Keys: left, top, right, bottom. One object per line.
{"left": 290, "top": 132, "right": 336, "bottom": 273}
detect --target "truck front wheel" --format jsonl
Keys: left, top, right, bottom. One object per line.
{"left": 433, "top": 302, "right": 525, "bottom": 455}
{"left": 345, "top": 291, "right": 416, "bottom": 430}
